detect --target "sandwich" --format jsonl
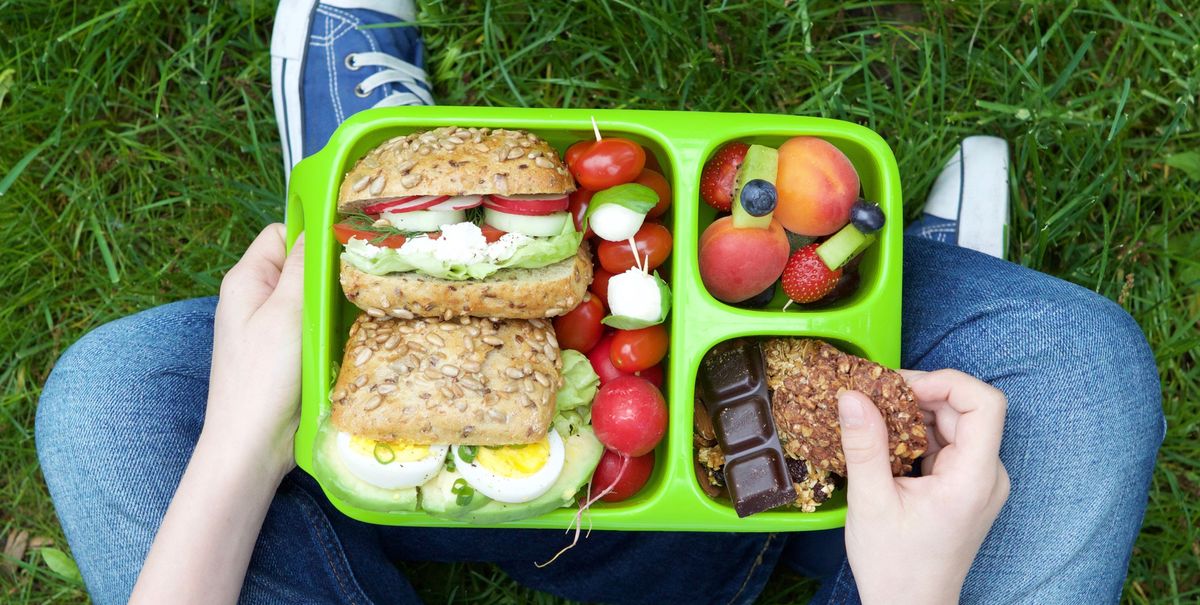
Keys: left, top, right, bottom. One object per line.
{"left": 333, "top": 126, "right": 592, "bottom": 320}
{"left": 312, "top": 314, "right": 604, "bottom": 522}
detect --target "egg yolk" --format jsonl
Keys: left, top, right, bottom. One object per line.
{"left": 349, "top": 435, "right": 432, "bottom": 463}
{"left": 475, "top": 439, "right": 551, "bottom": 477}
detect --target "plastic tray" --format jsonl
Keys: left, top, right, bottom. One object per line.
{"left": 285, "top": 106, "right": 902, "bottom": 532}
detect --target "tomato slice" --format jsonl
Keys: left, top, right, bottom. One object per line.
{"left": 597, "top": 223, "right": 672, "bottom": 273}
{"left": 332, "top": 222, "right": 407, "bottom": 248}
{"left": 553, "top": 294, "right": 605, "bottom": 353}
{"left": 480, "top": 224, "right": 507, "bottom": 243}
{"left": 610, "top": 325, "right": 669, "bottom": 373}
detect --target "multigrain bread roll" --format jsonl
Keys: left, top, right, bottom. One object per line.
{"left": 330, "top": 314, "right": 564, "bottom": 446}
{"left": 337, "top": 126, "right": 575, "bottom": 213}
{"left": 339, "top": 244, "right": 593, "bottom": 321}
{"left": 335, "top": 125, "right": 588, "bottom": 319}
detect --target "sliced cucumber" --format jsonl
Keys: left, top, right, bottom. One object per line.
{"left": 484, "top": 208, "right": 568, "bottom": 237}
{"left": 382, "top": 209, "right": 467, "bottom": 232}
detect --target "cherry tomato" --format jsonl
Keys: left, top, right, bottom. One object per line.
{"left": 480, "top": 224, "right": 506, "bottom": 243}
{"left": 592, "top": 376, "right": 667, "bottom": 456}
{"left": 568, "top": 189, "right": 596, "bottom": 239}
{"left": 572, "top": 138, "right": 646, "bottom": 190}
{"left": 591, "top": 266, "right": 615, "bottom": 305}
{"left": 587, "top": 333, "right": 625, "bottom": 385}
{"left": 610, "top": 325, "right": 668, "bottom": 372}
{"left": 565, "top": 141, "right": 590, "bottom": 172}
{"left": 589, "top": 450, "right": 655, "bottom": 502}
{"left": 632, "top": 363, "right": 664, "bottom": 389}
{"left": 598, "top": 223, "right": 673, "bottom": 273}
{"left": 553, "top": 294, "right": 605, "bottom": 353}
{"left": 634, "top": 169, "right": 671, "bottom": 219}
{"left": 333, "top": 222, "right": 407, "bottom": 248}
{"left": 642, "top": 145, "right": 661, "bottom": 172}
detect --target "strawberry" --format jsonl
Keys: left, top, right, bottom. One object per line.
{"left": 781, "top": 244, "right": 843, "bottom": 304}
{"left": 699, "top": 142, "right": 749, "bottom": 212}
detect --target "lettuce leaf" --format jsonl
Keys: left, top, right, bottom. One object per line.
{"left": 556, "top": 349, "right": 599, "bottom": 413}
{"left": 552, "top": 350, "right": 599, "bottom": 436}
{"left": 342, "top": 219, "right": 582, "bottom": 281}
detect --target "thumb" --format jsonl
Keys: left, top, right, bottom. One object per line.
{"left": 838, "top": 390, "right": 897, "bottom": 509}
{"left": 267, "top": 232, "right": 305, "bottom": 312}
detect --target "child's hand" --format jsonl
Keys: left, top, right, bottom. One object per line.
{"left": 839, "top": 369, "right": 1010, "bottom": 605}
{"left": 204, "top": 224, "right": 305, "bottom": 481}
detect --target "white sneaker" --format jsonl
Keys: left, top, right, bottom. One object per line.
{"left": 907, "top": 136, "right": 1010, "bottom": 259}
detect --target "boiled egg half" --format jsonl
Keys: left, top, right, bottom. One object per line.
{"left": 336, "top": 432, "right": 448, "bottom": 489}
{"left": 454, "top": 430, "right": 565, "bottom": 503}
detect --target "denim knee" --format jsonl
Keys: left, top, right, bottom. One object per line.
{"left": 1031, "top": 285, "right": 1164, "bottom": 450}
{"left": 36, "top": 297, "right": 219, "bottom": 470}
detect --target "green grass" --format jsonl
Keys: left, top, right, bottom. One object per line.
{"left": 1, "top": 0, "right": 1196, "bottom": 602}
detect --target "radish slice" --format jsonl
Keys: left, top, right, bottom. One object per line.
{"left": 482, "top": 195, "right": 569, "bottom": 215}
{"left": 427, "top": 195, "right": 483, "bottom": 212}
{"left": 490, "top": 193, "right": 570, "bottom": 205}
{"left": 363, "top": 195, "right": 449, "bottom": 215}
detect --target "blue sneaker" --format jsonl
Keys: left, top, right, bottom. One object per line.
{"left": 271, "top": 0, "right": 434, "bottom": 181}
{"left": 907, "top": 136, "right": 1010, "bottom": 259}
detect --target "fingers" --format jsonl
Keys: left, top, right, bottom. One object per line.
{"left": 266, "top": 232, "right": 305, "bottom": 314}
{"left": 218, "top": 225, "right": 290, "bottom": 320}
{"left": 838, "top": 390, "right": 898, "bottom": 512}
{"left": 905, "top": 369, "right": 1006, "bottom": 474}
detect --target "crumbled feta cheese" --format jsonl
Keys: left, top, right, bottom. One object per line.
{"left": 486, "top": 232, "right": 531, "bottom": 263}
{"left": 379, "top": 222, "right": 534, "bottom": 266}
{"left": 607, "top": 268, "right": 664, "bottom": 322}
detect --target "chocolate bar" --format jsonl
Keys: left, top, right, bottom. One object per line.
{"left": 697, "top": 339, "right": 796, "bottom": 517}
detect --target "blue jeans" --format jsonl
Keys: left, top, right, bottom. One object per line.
{"left": 36, "top": 237, "right": 1163, "bottom": 605}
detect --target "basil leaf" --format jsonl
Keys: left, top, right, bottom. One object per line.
{"left": 584, "top": 183, "right": 658, "bottom": 224}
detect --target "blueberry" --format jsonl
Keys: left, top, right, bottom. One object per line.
{"left": 735, "top": 281, "right": 776, "bottom": 309}
{"left": 850, "top": 200, "right": 885, "bottom": 233}
{"left": 740, "top": 179, "right": 777, "bottom": 217}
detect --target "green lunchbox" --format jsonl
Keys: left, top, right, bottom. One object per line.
{"left": 284, "top": 106, "right": 902, "bottom": 532}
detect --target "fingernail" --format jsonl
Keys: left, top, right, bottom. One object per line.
{"left": 838, "top": 392, "right": 865, "bottom": 428}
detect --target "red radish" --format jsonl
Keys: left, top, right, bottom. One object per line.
{"left": 363, "top": 195, "right": 448, "bottom": 214}
{"left": 483, "top": 194, "right": 569, "bottom": 215}
{"left": 426, "top": 195, "right": 483, "bottom": 212}
{"left": 490, "top": 192, "right": 570, "bottom": 205}
{"left": 591, "top": 376, "right": 667, "bottom": 457}
{"left": 589, "top": 450, "right": 654, "bottom": 502}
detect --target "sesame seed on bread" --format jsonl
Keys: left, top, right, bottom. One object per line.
{"left": 330, "top": 314, "right": 564, "bottom": 446}
{"left": 337, "top": 126, "right": 575, "bottom": 213}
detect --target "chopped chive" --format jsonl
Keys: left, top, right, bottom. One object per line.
{"left": 451, "top": 478, "right": 468, "bottom": 494}
{"left": 459, "top": 445, "right": 477, "bottom": 463}
{"left": 373, "top": 443, "right": 395, "bottom": 465}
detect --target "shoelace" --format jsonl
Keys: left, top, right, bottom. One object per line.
{"left": 346, "top": 51, "right": 434, "bottom": 107}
